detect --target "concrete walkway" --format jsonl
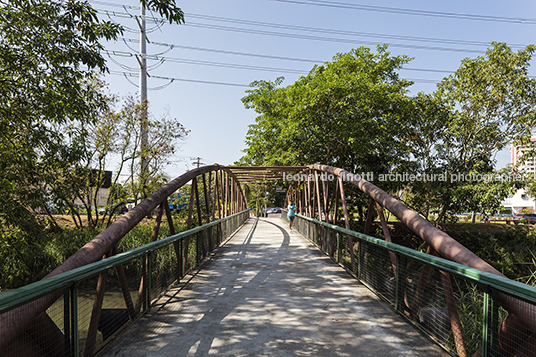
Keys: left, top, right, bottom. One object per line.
{"left": 101, "top": 217, "right": 447, "bottom": 357}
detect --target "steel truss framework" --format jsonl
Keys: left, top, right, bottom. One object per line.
{"left": 0, "top": 163, "right": 535, "bottom": 357}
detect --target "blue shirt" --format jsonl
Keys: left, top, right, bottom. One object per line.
{"left": 288, "top": 205, "right": 296, "bottom": 217}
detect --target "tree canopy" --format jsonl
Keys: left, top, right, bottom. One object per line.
{"left": 432, "top": 43, "right": 536, "bottom": 220}
{"left": 240, "top": 43, "right": 536, "bottom": 222}
{"left": 241, "top": 45, "right": 413, "bottom": 178}
{"left": 0, "top": 0, "right": 184, "bottom": 233}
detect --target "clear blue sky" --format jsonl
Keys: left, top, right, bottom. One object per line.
{"left": 90, "top": 0, "right": 536, "bottom": 178}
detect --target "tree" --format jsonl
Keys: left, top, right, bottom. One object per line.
{"left": 58, "top": 92, "right": 189, "bottom": 228}
{"left": 241, "top": 45, "right": 413, "bottom": 179}
{"left": 240, "top": 45, "right": 415, "bottom": 222}
{"left": 399, "top": 92, "right": 450, "bottom": 219}
{"left": 453, "top": 168, "right": 525, "bottom": 222}
{"left": 432, "top": 42, "right": 536, "bottom": 221}
{"left": 0, "top": 0, "right": 184, "bottom": 234}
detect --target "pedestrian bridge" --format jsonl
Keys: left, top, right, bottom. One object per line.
{"left": 1, "top": 164, "right": 536, "bottom": 357}
{"left": 100, "top": 216, "right": 443, "bottom": 357}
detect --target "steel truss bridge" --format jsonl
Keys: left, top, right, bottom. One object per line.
{"left": 1, "top": 164, "right": 536, "bottom": 356}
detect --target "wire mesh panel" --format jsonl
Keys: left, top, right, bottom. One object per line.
{"left": 0, "top": 210, "right": 249, "bottom": 357}
{"left": 151, "top": 243, "right": 180, "bottom": 302}
{"left": 338, "top": 235, "right": 353, "bottom": 273}
{"left": 0, "top": 288, "right": 66, "bottom": 357}
{"left": 359, "top": 240, "right": 397, "bottom": 304}
{"left": 289, "top": 213, "right": 536, "bottom": 357}
{"left": 403, "top": 259, "right": 460, "bottom": 353}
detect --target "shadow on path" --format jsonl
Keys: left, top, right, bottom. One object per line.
{"left": 101, "top": 217, "right": 446, "bottom": 357}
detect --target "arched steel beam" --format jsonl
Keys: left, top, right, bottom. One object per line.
{"left": 0, "top": 164, "right": 249, "bottom": 351}
{"left": 307, "top": 163, "right": 536, "bottom": 333}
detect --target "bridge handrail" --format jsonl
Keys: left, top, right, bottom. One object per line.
{"left": 286, "top": 211, "right": 536, "bottom": 355}
{"left": 291, "top": 211, "right": 536, "bottom": 304}
{"left": 0, "top": 210, "right": 249, "bottom": 315}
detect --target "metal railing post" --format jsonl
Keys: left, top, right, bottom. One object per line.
{"left": 64, "top": 283, "right": 79, "bottom": 357}
{"left": 482, "top": 287, "right": 499, "bottom": 357}
{"left": 395, "top": 253, "right": 407, "bottom": 313}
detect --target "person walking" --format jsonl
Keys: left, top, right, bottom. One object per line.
{"left": 287, "top": 201, "right": 296, "bottom": 231}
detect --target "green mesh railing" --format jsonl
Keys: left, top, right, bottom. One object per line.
{"left": 283, "top": 211, "right": 536, "bottom": 357}
{"left": 0, "top": 210, "right": 249, "bottom": 357}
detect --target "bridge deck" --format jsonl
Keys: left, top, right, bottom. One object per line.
{"left": 101, "top": 217, "right": 446, "bottom": 357}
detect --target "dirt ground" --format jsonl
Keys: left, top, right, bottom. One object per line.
{"left": 48, "top": 214, "right": 168, "bottom": 228}
{"left": 52, "top": 214, "right": 90, "bottom": 227}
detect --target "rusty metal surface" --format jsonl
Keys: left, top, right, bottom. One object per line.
{"left": 0, "top": 165, "right": 228, "bottom": 351}
{"left": 307, "top": 163, "right": 536, "bottom": 334}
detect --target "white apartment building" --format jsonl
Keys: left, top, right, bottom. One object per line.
{"left": 511, "top": 137, "right": 536, "bottom": 176}
{"left": 503, "top": 139, "right": 536, "bottom": 213}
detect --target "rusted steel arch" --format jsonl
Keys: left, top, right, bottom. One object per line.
{"left": 289, "top": 163, "right": 536, "bottom": 356}
{"left": 304, "top": 164, "right": 499, "bottom": 274}
{"left": 0, "top": 164, "right": 248, "bottom": 354}
{"left": 227, "top": 166, "right": 306, "bottom": 183}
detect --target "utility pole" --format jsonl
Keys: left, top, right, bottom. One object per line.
{"left": 191, "top": 157, "right": 204, "bottom": 168}
{"left": 138, "top": 3, "right": 149, "bottom": 181}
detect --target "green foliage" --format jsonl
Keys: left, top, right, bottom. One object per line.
{"left": 0, "top": 0, "right": 185, "bottom": 235}
{"left": 0, "top": 221, "right": 190, "bottom": 290}
{"left": 141, "top": 0, "right": 184, "bottom": 24}
{"left": 240, "top": 45, "right": 413, "bottom": 182}
{"left": 241, "top": 43, "right": 536, "bottom": 223}
{"left": 438, "top": 43, "right": 536, "bottom": 154}
{"left": 439, "top": 225, "right": 536, "bottom": 280}
{"left": 72, "top": 94, "right": 189, "bottom": 228}
{"left": 430, "top": 43, "right": 536, "bottom": 220}
{"left": 0, "top": 0, "right": 121, "bottom": 234}
{"left": 0, "top": 227, "right": 97, "bottom": 289}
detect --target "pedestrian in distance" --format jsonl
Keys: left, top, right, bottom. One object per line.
{"left": 288, "top": 201, "right": 296, "bottom": 231}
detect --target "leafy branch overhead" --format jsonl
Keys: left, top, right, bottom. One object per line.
{"left": 141, "top": 0, "right": 185, "bottom": 24}
{"left": 0, "top": 0, "right": 185, "bottom": 234}
{"left": 240, "top": 43, "right": 536, "bottom": 222}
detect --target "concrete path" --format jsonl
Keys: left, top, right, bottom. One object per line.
{"left": 101, "top": 217, "right": 447, "bottom": 357}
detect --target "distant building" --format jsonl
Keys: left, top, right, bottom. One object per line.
{"left": 504, "top": 139, "right": 536, "bottom": 213}
{"left": 502, "top": 190, "right": 535, "bottom": 214}
{"left": 511, "top": 137, "right": 536, "bottom": 177}
{"left": 74, "top": 169, "right": 112, "bottom": 208}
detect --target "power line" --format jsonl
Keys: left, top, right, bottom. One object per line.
{"left": 104, "top": 50, "right": 309, "bottom": 74}
{"left": 110, "top": 40, "right": 460, "bottom": 74}
{"left": 105, "top": 47, "right": 536, "bottom": 82}
{"left": 108, "top": 70, "right": 251, "bottom": 88}
{"left": 91, "top": 0, "right": 536, "bottom": 25}
{"left": 187, "top": 13, "right": 528, "bottom": 48}
{"left": 105, "top": 48, "right": 460, "bottom": 76}
{"left": 94, "top": 2, "right": 535, "bottom": 88}
{"left": 89, "top": 0, "right": 128, "bottom": 8}
{"left": 183, "top": 22, "right": 495, "bottom": 54}
{"left": 120, "top": 39, "right": 502, "bottom": 77}
{"left": 272, "top": 0, "right": 536, "bottom": 24}
{"left": 119, "top": 38, "right": 325, "bottom": 63}
{"left": 107, "top": 69, "right": 442, "bottom": 87}
{"left": 96, "top": 8, "right": 531, "bottom": 55}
